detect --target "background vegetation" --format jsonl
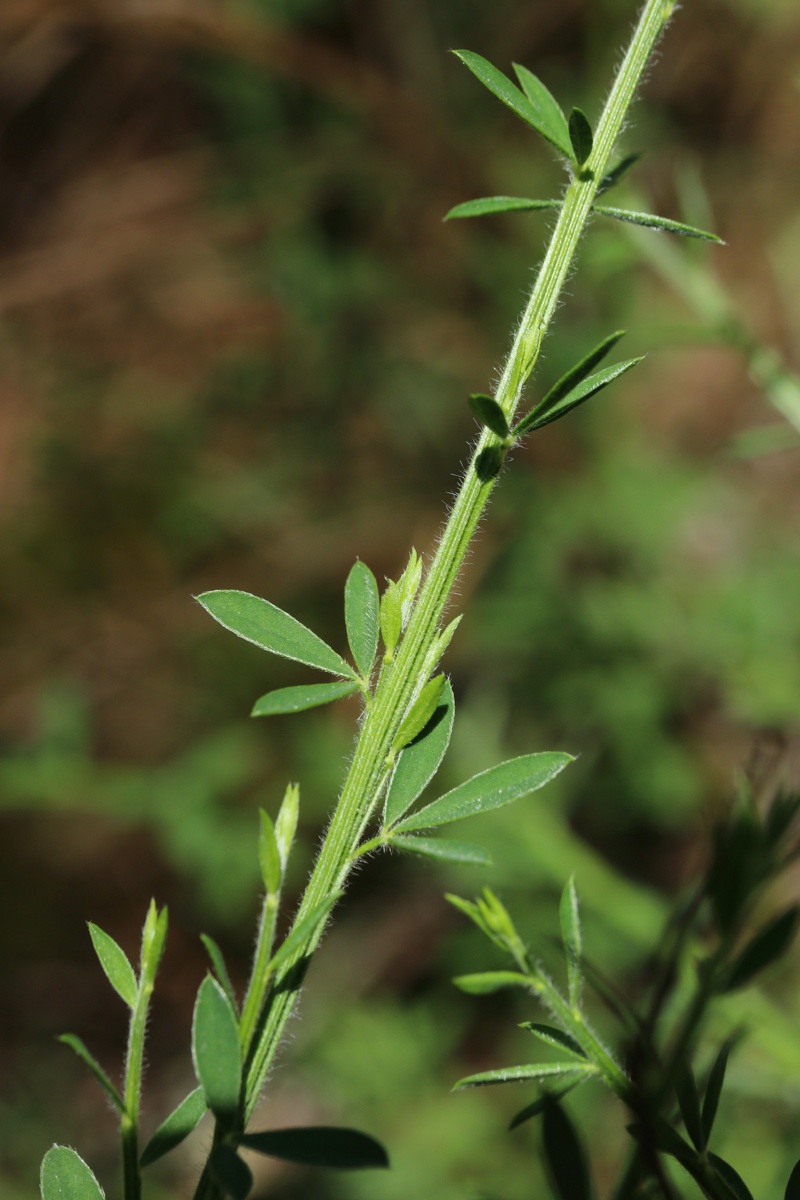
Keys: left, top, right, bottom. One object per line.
{"left": 1, "top": 0, "right": 799, "bottom": 1196}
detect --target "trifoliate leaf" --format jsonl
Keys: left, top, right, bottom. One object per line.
{"left": 593, "top": 204, "right": 724, "bottom": 242}
{"left": 468, "top": 394, "right": 510, "bottom": 439}
{"left": 344, "top": 560, "right": 380, "bottom": 678}
{"left": 251, "top": 680, "right": 360, "bottom": 717}
{"left": 445, "top": 196, "right": 561, "bottom": 220}
{"left": 568, "top": 107, "right": 593, "bottom": 167}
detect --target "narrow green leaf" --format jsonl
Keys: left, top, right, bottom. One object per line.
{"left": 515, "top": 356, "right": 642, "bottom": 436}
{"left": 200, "top": 934, "right": 237, "bottom": 1014}
{"left": 469, "top": 394, "right": 510, "bottom": 439}
{"left": 426, "top": 615, "right": 462, "bottom": 674}
{"left": 445, "top": 893, "right": 495, "bottom": 941}
{"left": 393, "top": 750, "right": 573, "bottom": 834}
{"left": 208, "top": 1144, "right": 252, "bottom": 1200}
{"left": 445, "top": 196, "right": 561, "bottom": 220}
{"left": 539, "top": 330, "right": 626, "bottom": 411}
{"left": 258, "top": 808, "right": 281, "bottom": 894}
{"left": 397, "top": 549, "right": 423, "bottom": 628}
{"left": 344, "top": 561, "right": 380, "bottom": 678}
{"left": 140, "top": 1087, "right": 207, "bottom": 1167}
{"left": 266, "top": 893, "right": 340, "bottom": 977}
{"left": 542, "top": 1096, "right": 592, "bottom": 1200}
{"left": 388, "top": 834, "right": 491, "bottom": 867}
{"left": 88, "top": 923, "right": 138, "bottom": 1010}
{"left": 455, "top": 1063, "right": 594, "bottom": 1090}
{"left": 568, "top": 107, "right": 593, "bottom": 167}
{"left": 392, "top": 674, "right": 447, "bottom": 753}
{"left": 196, "top": 590, "right": 355, "bottom": 679}
{"left": 512, "top": 63, "right": 571, "bottom": 156}
{"left": 275, "top": 782, "right": 300, "bottom": 870}
{"left": 521, "top": 1023, "right": 586, "bottom": 1059}
{"left": 379, "top": 579, "right": 402, "bottom": 659}
{"left": 708, "top": 1154, "right": 755, "bottom": 1200}
{"left": 784, "top": 1158, "right": 800, "bottom": 1200}
{"left": 454, "top": 51, "right": 571, "bottom": 158}
{"left": 597, "top": 152, "right": 642, "bottom": 195}
{"left": 140, "top": 902, "right": 168, "bottom": 982}
{"left": 453, "top": 971, "right": 530, "bottom": 994}
{"left": 560, "top": 874, "right": 582, "bottom": 1011}
{"left": 251, "top": 680, "right": 360, "bottom": 717}
{"left": 41, "top": 1146, "right": 105, "bottom": 1200}
{"left": 627, "top": 1118, "right": 696, "bottom": 1172}
{"left": 676, "top": 1062, "right": 705, "bottom": 1151}
{"left": 239, "top": 1127, "right": 390, "bottom": 1170}
{"left": 724, "top": 907, "right": 800, "bottom": 991}
{"left": 701, "top": 1035, "right": 737, "bottom": 1144}
{"left": 509, "top": 1079, "right": 587, "bottom": 1131}
{"left": 191, "top": 976, "right": 241, "bottom": 1120}
{"left": 384, "top": 679, "right": 454, "bottom": 827}
{"left": 58, "top": 1035, "right": 124, "bottom": 1112}
{"left": 593, "top": 204, "right": 725, "bottom": 242}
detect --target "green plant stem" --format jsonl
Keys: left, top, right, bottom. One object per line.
{"left": 121, "top": 982, "right": 151, "bottom": 1200}
{"left": 192, "top": 3, "right": 676, "bottom": 1195}
{"left": 238, "top": 892, "right": 280, "bottom": 1056}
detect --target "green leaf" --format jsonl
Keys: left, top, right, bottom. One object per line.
{"left": 597, "top": 152, "right": 642, "bottom": 195}
{"left": 379, "top": 579, "right": 402, "bottom": 659}
{"left": 196, "top": 590, "right": 356, "bottom": 679}
{"left": 445, "top": 196, "right": 561, "bottom": 220}
{"left": 200, "top": 934, "right": 237, "bottom": 1014}
{"left": 344, "top": 561, "right": 380, "bottom": 678}
{"left": 392, "top": 750, "right": 573, "bottom": 834}
{"left": 40, "top": 1146, "right": 105, "bottom": 1200}
{"left": 239, "top": 1127, "right": 390, "bottom": 1170}
{"left": 384, "top": 679, "right": 454, "bottom": 827}
{"left": 388, "top": 834, "right": 491, "bottom": 867}
{"left": 469, "top": 394, "right": 510, "bottom": 438}
{"left": 192, "top": 976, "right": 241, "bottom": 1120}
{"left": 87, "top": 923, "right": 138, "bottom": 1010}
{"left": 392, "top": 674, "right": 447, "bottom": 753}
{"left": 208, "top": 1144, "right": 252, "bottom": 1200}
{"left": 521, "top": 1024, "right": 586, "bottom": 1059}
{"left": 676, "top": 1062, "right": 705, "bottom": 1151}
{"left": 140, "top": 902, "right": 168, "bottom": 982}
{"left": 593, "top": 204, "right": 724, "bottom": 242}
{"left": 140, "top": 1087, "right": 207, "bottom": 1167}
{"left": 724, "top": 907, "right": 800, "bottom": 991}
{"left": 627, "top": 1118, "right": 696, "bottom": 1172}
{"left": 258, "top": 808, "right": 282, "bottom": 894}
{"left": 515, "top": 356, "right": 641, "bottom": 437}
{"left": 568, "top": 107, "right": 593, "bottom": 167}
{"left": 266, "top": 893, "right": 340, "bottom": 977}
{"left": 542, "top": 1096, "right": 592, "bottom": 1200}
{"left": 708, "top": 1154, "right": 755, "bottom": 1200}
{"left": 538, "top": 330, "right": 625, "bottom": 412}
{"left": 560, "top": 875, "right": 582, "bottom": 1011}
{"left": 275, "top": 782, "right": 300, "bottom": 870}
{"left": 509, "top": 1079, "right": 587, "bottom": 1131}
{"left": 784, "top": 1158, "right": 800, "bottom": 1200}
{"left": 454, "top": 1062, "right": 595, "bottom": 1089}
{"left": 453, "top": 971, "right": 530, "bottom": 994}
{"left": 251, "top": 679, "right": 360, "bottom": 717}
{"left": 58, "top": 1035, "right": 124, "bottom": 1112}
{"left": 397, "top": 549, "right": 423, "bottom": 628}
{"left": 512, "top": 63, "right": 572, "bottom": 157}
{"left": 454, "top": 51, "right": 571, "bottom": 158}
{"left": 701, "top": 1035, "right": 737, "bottom": 1144}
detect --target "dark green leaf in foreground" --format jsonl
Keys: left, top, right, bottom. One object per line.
{"left": 392, "top": 674, "right": 447, "bottom": 753}
{"left": 627, "top": 1119, "right": 695, "bottom": 1173}
{"left": 509, "top": 1079, "right": 587, "bottom": 1131}
{"left": 58, "top": 1035, "right": 124, "bottom": 1113}
{"left": 468, "top": 394, "right": 510, "bottom": 439}
{"left": 724, "top": 906, "right": 800, "bottom": 991}
{"left": 454, "top": 51, "right": 572, "bottom": 158}
{"left": 388, "top": 834, "right": 491, "bottom": 867}
{"left": 445, "top": 196, "right": 561, "bottom": 220}
{"left": 88, "top": 923, "right": 138, "bottom": 1010}
{"left": 515, "top": 357, "right": 642, "bottom": 437}
{"left": 251, "top": 680, "right": 360, "bottom": 717}
{"left": 702, "top": 1035, "right": 737, "bottom": 1143}
{"left": 542, "top": 1097, "right": 592, "bottom": 1200}
{"left": 597, "top": 152, "right": 643, "bottom": 195}
{"left": 455, "top": 1062, "right": 594, "bottom": 1090}
{"left": 560, "top": 874, "right": 583, "bottom": 1011}
{"left": 593, "top": 204, "right": 724, "bottom": 242}
{"left": 512, "top": 63, "right": 572, "bottom": 157}
{"left": 538, "top": 330, "right": 625, "bottom": 412}
{"left": 40, "top": 1146, "right": 105, "bottom": 1200}
{"left": 197, "top": 590, "right": 356, "bottom": 679}
{"left": 208, "top": 1144, "right": 252, "bottom": 1200}
{"left": 453, "top": 970, "right": 530, "bottom": 994}
{"left": 345, "top": 560, "right": 380, "bottom": 678}
{"left": 392, "top": 751, "right": 573, "bottom": 834}
{"left": 568, "top": 107, "right": 593, "bottom": 167}
{"left": 200, "top": 934, "right": 237, "bottom": 1014}
{"left": 192, "top": 976, "right": 241, "bottom": 1120}
{"left": 784, "top": 1158, "right": 800, "bottom": 1200}
{"left": 676, "top": 1062, "right": 705, "bottom": 1151}
{"left": 384, "top": 679, "right": 454, "bottom": 826}
{"left": 521, "top": 1024, "right": 586, "bottom": 1059}
{"left": 708, "top": 1154, "right": 755, "bottom": 1200}
{"left": 140, "top": 1087, "right": 207, "bottom": 1167}
{"left": 239, "top": 1127, "right": 389, "bottom": 1170}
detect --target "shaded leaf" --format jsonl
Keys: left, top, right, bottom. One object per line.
{"left": 266, "top": 894, "right": 340, "bottom": 977}
{"left": 58, "top": 1035, "right": 124, "bottom": 1113}
{"left": 393, "top": 751, "right": 573, "bottom": 834}
{"left": 384, "top": 679, "right": 454, "bottom": 827}
{"left": 454, "top": 51, "right": 571, "bottom": 158}
{"left": 627, "top": 1119, "right": 696, "bottom": 1173}
{"left": 445, "top": 196, "right": 560, "bottom": 220}
{"left": 258, "top": 809, "right": 281, "bottom": 895}
{"left": 251, "top": 680, "right": 360, "bottom": 717}
{"left": 597, "top": 152, "right": 642, "bottom": 195}
{"left": 708, "top": 1154, "right": 755, "bottom": 1200}
{"left": 200, "top": 935, "right": 237, "bottom": 1014}
{"left": 512, "top": 63, "right": 571, "bottom": 157}
{"left": 344, "top": 561, "right": 380, "bottom": 678}
{"left": 560, "top": 874, "right": 582, "bottom": 1011}
{"left": 208, "top": 1144, "right": 252, "bottom": 1200}
{"left": 239, "top": 1127, "right": 389, "bottom": 1170}
{"left": 542, "top": 1096, "right": 592, "bottom": 1200}
{"left": 568, "top": 107, "right": 593, "bottom": 167}
{"left": 724, "top": 906, "right": 799, "bottom": 991}
{"left": 88, "top": 923, "right": 138, "bottom": 1010}
{"left": 784, "top": 1158, "right": 800, "bottom": 1200}
{"left": 392, "top": 674, "right": 447, "bottom": 753}
{"left": 192, "top": 976, "right": 241, "bottom": 1120}
{"left": 40, "top": 1146, "right": 105, "bottom": 1200}
{"left": 676, "top": 1062, "right": 704, "bottom": 1151}
{"left": 593, "top": 204, "right": 724, "bottom": 242}
{"left": 388, "top": 834, "right": 491, "bottom": 867}
{"left": 509, "top": 1079, "right": 587, "bottom": 1131}
{"left": 701, "top": 1035, "right": 738, "bottom": 1144}
{"left": 469, "top": 394, "right": 510, "bottom": 438}
{"left": 453, "top": 971, "right": 530, "bottom": 994}
{"left": 515, "top": 357, "right": 641, "bottom": 437}
{"left": 521, "top": 1024, "right": 586, "bottom": 1059}
{"left": 196, "top": 590, "right": 355, "bottom": 679}
{"left": 454, "top": 1062, "right": 594, "bottom": 1089}
{"left": 140, "top": 1087, "right": 207, "bottom": 1167}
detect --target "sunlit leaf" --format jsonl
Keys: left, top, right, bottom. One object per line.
{"left": 58, "top": 1035, "right": 124, "bottom": 1112}
{"left": 512, "top": 63, "right": 571, "bottom": 157}
{"left": 593, "top": 204, "right": 724, "bottom": 242}
{"left": 515, "top": 356, "right": 641, "bottom": 437}
{"left": 239, "top": 1127, "right": 389, "bottom": 1170}
{"left": 392, "top": 675, "right": 447, "bottom": 753}
{"left": 724, "top": 907, "right": 800, "bottom": 991}
{"left": 196, "top": 590, "right": 356, "bottom": 679}
{"left": 208, "top": 1144, "right": 252, "bottom": 1200}
{"left": 192, "top": 976, "right": 241, "bottom": 1120}
{"left": 445, "top": 196, "right": 560, "bottom": 220}
{"left": 384, "top": 680, "right": 454, "bottom": 826}
{"left": 140, "top": 1088, "right": 207, "bottom": 1167}
{"left": 521, "top": 1023, "right": 586, "bottom": 1058}
{"left": 258, "top": 808, "right": 281, "bottom": 895}
{"left": 568, "top": 107, "right": 593, "bottom": 167}
{"left": 40, "top": 1146, "right": 105, "bottom": 1200}
{"left": 542, "top": 1096, "right": 592, "bottom": 1200}
{"left": 392, "top": 751, "right": 573, "bottom": 834}
{"left": 560, "top": 874, "right": 582, "bottom": 1011}
{"left": 469, "top": 394, "right": 510, "bottom": 438}
{"left": 454, "top": 1062, "right": 594, "bottom": 1089}
{"left": 88, "top": 923, "right": 138, "bottom": 1010}
{"left": 345, "top": 561, "right": 380, "bottom": 678}
{"left": 454, "top": 51, "right": 572, "bottom": 158}
{"left": 388, "top": 833, "right": 491, "bottom": 867}
{"left": 251, "top": 680, "right": 360, "bottom": 717}
{"left": 453, "top": 971, "right": 530, "bottom": 994}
